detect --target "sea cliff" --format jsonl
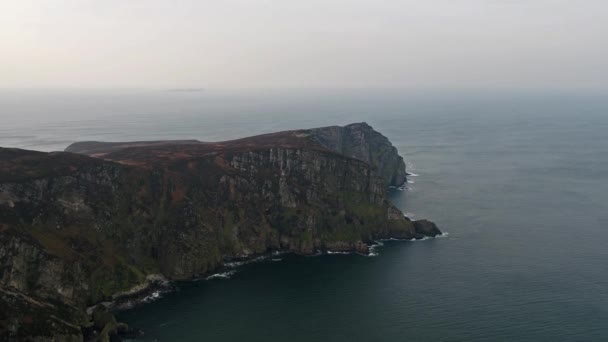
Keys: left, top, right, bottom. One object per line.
{"left": 0, "top": 123, "right": 440, "bottom": 341}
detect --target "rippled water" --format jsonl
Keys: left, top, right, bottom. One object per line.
{"left": 2, "top": 89, "right": 607, "bottom": 341}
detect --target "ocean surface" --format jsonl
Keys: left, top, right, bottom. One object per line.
{"left": 2, "top": 89, "right": 607, "bottom": 341}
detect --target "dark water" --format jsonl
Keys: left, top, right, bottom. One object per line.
{"left": 2, "top": 89, "right": 608, "bottom": 341}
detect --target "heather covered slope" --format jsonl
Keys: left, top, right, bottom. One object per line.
{"left": 0, "top": 123, "right": 439, "bottom": 340}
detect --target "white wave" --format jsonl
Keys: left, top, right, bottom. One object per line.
{"left": 366, "top": 241, "right": 385, "bottom": 257}
{"left": 407, "top": 180, "right": 415, "bottom": 184}
{"left": 409, "top": 232, "right": 449, "bottom": 241}
{"left": 377, "top": 237, "right": 408, "bottom": 242}
{"left": 271, "top": 258, "right": 282, "bottom": 262}
{"left": 142, "top": 291, "right": 162, "bottom": 303}
{"left": 409, "top": 236, "right": 432, "bottom": 242}
{"left": 206, "top": 270, "right": 236, "bottom": 280}
{"left": 327, "top": 251, "right": 351, "bottom": 255}
{"left": 224, "top": 254, "right": 274, "bottom": 268}
{"left": 406, "top": 172, "right": 420, "bottom": 177}
{"left": 224, "top": 261, "right": 245, "bottom": 268}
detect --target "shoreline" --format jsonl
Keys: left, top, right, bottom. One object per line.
{"left": 106, "top": 234, "right": 448, "bottom": 315}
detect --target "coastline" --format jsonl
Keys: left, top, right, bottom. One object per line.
{"left": 106, "top": 232, "right": 448, "bottom": 315}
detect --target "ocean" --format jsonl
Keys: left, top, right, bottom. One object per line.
{"left": 2, "top": 89, "right": 607, "bottom": 341}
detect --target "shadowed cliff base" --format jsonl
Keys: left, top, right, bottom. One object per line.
{"left": 0, "top": 123, "right": 440, "bottom": 341}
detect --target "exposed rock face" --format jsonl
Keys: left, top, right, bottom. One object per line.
{"left": 0, "top": 123, "right": 439, "bottom": 340}
{"left": 307, "top": 122, "right": 407, "bottom": 186}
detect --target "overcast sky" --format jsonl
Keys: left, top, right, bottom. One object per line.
{"left": 1, "top": 0, "right": 606, "bottom": 90}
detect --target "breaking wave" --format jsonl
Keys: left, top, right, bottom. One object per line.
{"left": 366, "top": 241, "right": 384, "bottom": 257}
{"left": 410, "top": 236, "right": 430, "bottom": 241}
{"left": 141, "top": 291, "right": 162, "bottom": 303}
{"left": 327, "top": 251, "right": 351, "bottom": 255}
{"left": 224, "top": 261, "right": 246, "bottom": 268}
{"left": 224, "top": 253, "right": 284, "bottom": 268}
{"left": 206, "top": 271, "right": 236, "bottom": 280}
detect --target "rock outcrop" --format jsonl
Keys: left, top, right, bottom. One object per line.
{"left": 0, "top": 123, "right": 439, "bottom": 340}
{"left": 413, "top": 219, "right": 443, "bottom": 238}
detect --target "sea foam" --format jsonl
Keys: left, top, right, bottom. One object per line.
{"left": 142, "top": 291, "right": 162, "bottom": 303}
{"left": 206, "top": 270, "right": 236, "bottom": 280}
{"left": 327, "top": 251, "right": 351, "bottom": 255}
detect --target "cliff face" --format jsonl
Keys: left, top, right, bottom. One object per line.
{"left": 307, "top": 122, "right": 407, "bottom": 186}
{"left": 0, "top": 123, "right": 439, "bottom": 340}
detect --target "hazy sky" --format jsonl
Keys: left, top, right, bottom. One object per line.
{"left": 1, "top": 0, "right": 606, "bottom": 89}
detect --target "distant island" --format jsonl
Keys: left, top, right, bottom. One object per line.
{"left": 0, "top": 123, "right": 440, "bottom": 341}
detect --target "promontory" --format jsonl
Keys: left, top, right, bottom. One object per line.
{"left": 0, "top": 122, "right": 440, "bottom": 341}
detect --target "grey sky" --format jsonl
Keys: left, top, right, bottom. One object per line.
{"left": 1, "top": 0, "right": 606, "bottom": 89}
